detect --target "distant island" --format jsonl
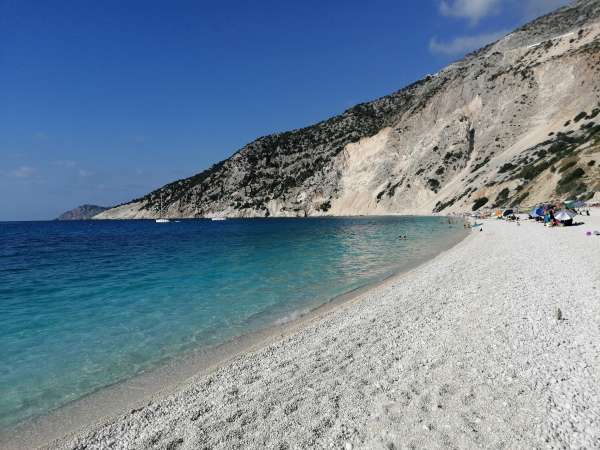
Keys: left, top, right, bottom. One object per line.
{"left": 56, "top": 204, "right": 109, "bottom": 220}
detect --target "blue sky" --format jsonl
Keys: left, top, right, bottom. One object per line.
{"left": 0, "top": 0, "right": 569, "bottom": 220}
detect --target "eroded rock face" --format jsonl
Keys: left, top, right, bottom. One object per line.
{"left": 96, "top": 0, "right": 600, "bottom": 220}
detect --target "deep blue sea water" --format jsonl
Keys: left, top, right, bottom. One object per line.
{"left": 0, "top": 216, "right": 465, "bottom": 430}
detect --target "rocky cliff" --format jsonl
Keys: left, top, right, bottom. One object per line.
{"left": 57, "top": 205, "right": 109, "bottom": 220}
{"left": 96, "top": 0, "right": 600, "bottom": 220}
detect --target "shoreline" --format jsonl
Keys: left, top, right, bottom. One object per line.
{"left": 0, "top": 221, "right": 469, "bottom": 450}
{"left": 7, "top": 213, "right": 600, "bottom": 448}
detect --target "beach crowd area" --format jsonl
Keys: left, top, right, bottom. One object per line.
{"left": 5, "top": 208, "right": 593, "bottom": 449}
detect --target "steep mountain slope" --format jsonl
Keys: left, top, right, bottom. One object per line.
{"left": 96, "top": 0, "right": 600, "bottom": 220}
{"left": 57, "top": 204, "right": 109, "bottom": 220}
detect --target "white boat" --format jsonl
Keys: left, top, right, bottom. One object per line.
{"left": 155, "top": 194, "right": 170, "bottom": 223}
{"left": 211, "top": 217, "right": 226, "bottom": 221}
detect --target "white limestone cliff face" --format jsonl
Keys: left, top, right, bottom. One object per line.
{"left": 96, "top": 0, "right": 600, "bottom": 220}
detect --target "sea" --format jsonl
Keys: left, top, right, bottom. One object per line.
{"left": 0, "top": 216, "right": 466, "bottom": 430}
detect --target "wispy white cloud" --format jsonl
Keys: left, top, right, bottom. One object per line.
{"left": 52, "top": 160, "right": 94, "bottom": 178}
{"left": 11, "top": 166, "right": 36, "bottom": 178}
{"left": 439, "top": 0, "right": 502, "bottom": 24}
{"left": 431, "top": 0, "right": 568, "bottom": 56}
{"left": 78, "top": 169, "right": 94, "bottom": 177}
{"left": 429, "top": 29, "right": 508, "bottom": 55}
{"left": 438, "top": 0, "right": 570, "bottom": 24}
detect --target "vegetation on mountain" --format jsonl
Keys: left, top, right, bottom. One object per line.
{"left": 96, "top": 0, "right": 600, "bottom": 220}
{"left": 57, "top": 205, "right": 109, "bottom": 220}
{"left": 472, "top": 197, "right": 489, "bottom": 211}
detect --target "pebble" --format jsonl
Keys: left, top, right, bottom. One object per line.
{"left": 39, "top": 217, "right": 600, "bottom": 450}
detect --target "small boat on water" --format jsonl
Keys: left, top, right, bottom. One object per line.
{"left": 211, "top": 217, "right": 226, "bottom": 221}
{"left": 155, "top": 194, "right": 170, "bottom": 223}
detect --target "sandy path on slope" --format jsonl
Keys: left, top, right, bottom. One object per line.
{"left": 23, "top": 212, "right": 600, "bottom": 449}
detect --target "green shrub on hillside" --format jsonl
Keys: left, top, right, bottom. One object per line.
{"left": 558, "top": 160, "right": 577, "bottom": 173}
{"left": 427, "top": 178, "right": 441, "bottom": 193}
{"left": 498, "top": 162, "right": 516, "bottom": 174}
{"left": 511, "top": 191, "right": 529, "bottom": 207}
{"left": 472, "top": 197, "right": 489, "bottom": 211}
{"left": 556, "top": 167, "right": 586, "bottom": 195}
{"left": 318, "top": 201, "right": 332, "bottom": 212}
{"left": 517, "top": 161, "right": 550, "bottom": 180}
{"left": 495, "top": 188, "right": 510, "bottom": 206}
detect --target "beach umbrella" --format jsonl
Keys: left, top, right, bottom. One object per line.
{"left": 555, "top": 210, "right": 576, "bottom": 221}
{"left": 531, "top": 207, "right": 544, "bottom": 218}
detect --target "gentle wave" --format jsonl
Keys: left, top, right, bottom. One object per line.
{"left": 0, "top": 216, "right": 466, "bottom": 429}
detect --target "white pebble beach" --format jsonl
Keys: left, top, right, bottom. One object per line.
{"left": 7, "top": 211, "right": 600, "bottom": 449}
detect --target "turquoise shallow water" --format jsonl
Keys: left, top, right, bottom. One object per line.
{"left": 0, "top": 216, "right": 465, "bottom": 430}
